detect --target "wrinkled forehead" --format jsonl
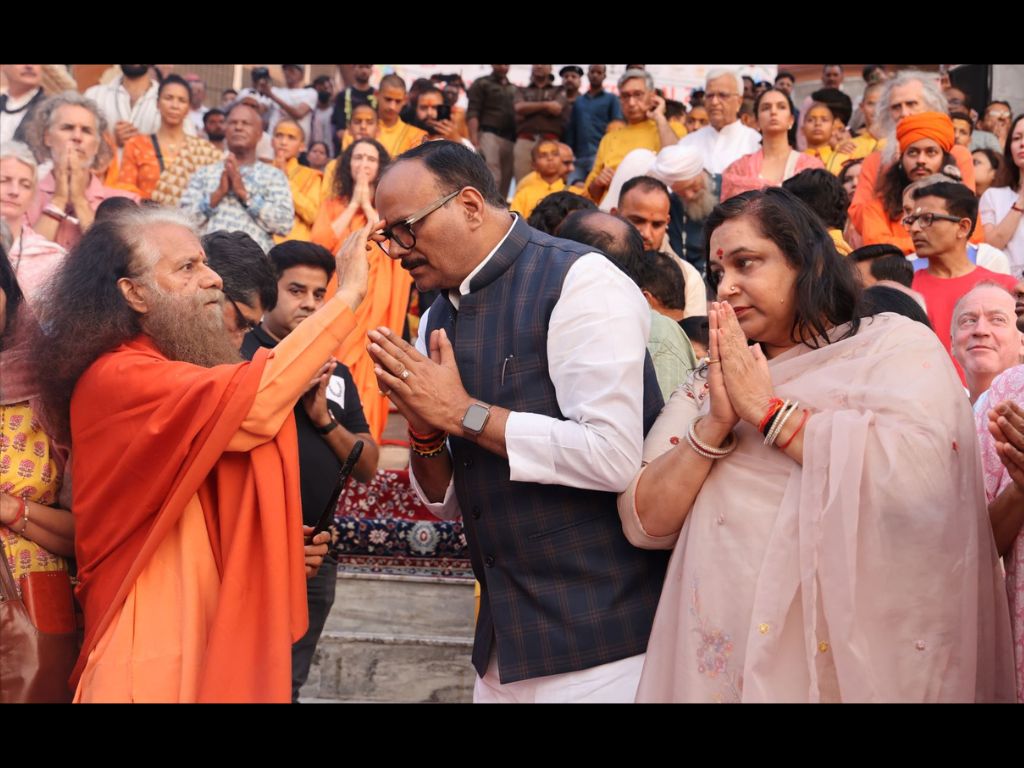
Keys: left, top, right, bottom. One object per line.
{"left": 137, "top": 222, "right": 203, "bottom": 272}
{"left": 955, "top": 287, "right": 1017, "bottom": 320}
{"left": 51, "top": 103, "right": 97, "bottom": 129}
{"left": 376, "top": 160, "right": 442, "bottom": 216}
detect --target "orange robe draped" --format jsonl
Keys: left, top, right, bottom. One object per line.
{"left": 311, "top": 198, "right": 412, "bottom": 442}
{"left": 70, "top": 299, "right": 357, "bottom": 702}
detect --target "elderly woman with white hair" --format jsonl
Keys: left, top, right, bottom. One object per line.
{"left": 676, "top": 68, "right": 761, "bottom": 176}
{"left": 849, "top": 70, "right": 978, "bottom": 240}
{"left": 21, "top": 92, "right": 138, "bottom": 250}
{"left": 0, "top": 141, "right": 66, "bottom": 300}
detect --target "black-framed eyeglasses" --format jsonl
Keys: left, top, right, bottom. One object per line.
{"left": 378, "top": 188, "right": 461, "bottom": 255}
{"left": 229, "top": 298, "right": 260, "bottom": 333}
{"left": 901, "top": 212, "right": 965, "bottom": 229}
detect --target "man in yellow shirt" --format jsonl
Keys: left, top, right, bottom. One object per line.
{"left": 510, "top": 140, "right": 565, "bottom": 219}
{"left": 375, "top": 74, "right": 426, "bottom": 160}
{"left": 584, "top": 69, "right": 679, "bottom": 206}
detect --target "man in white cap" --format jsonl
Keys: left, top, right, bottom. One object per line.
{"left": 678, "top": 68, "right": 760, "bottom": 176}
{"left": 648, "top": 143, "right": 720, "bottom": 273}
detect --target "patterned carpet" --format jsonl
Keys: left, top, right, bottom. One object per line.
{"left": 330, "top": 468, "right": 474, "bottom": 580}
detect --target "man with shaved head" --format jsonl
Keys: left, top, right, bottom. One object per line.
{"left": 33, "top": 205, "right": 371, "bottom": 702}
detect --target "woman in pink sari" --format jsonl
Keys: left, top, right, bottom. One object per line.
{"left": 720, "top": 89, "right": 823, "bottom": 203}
{"left": 618, "top": 187, "right": 1016, "bottom": 702}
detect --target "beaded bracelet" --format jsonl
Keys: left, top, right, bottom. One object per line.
{"left": 411, "top": 441, "right": 448, "bottom": 458}
{"left": 686, "top": 418, "right": 738, "bottom": 460}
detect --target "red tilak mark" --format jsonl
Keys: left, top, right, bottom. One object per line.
{"left": 669, "top": 436, "right": 680, "bottom": 445}
{"left": 952, "top": 440, "right": 958, "bottom": 452}
{"left": 716, "top": 248, "right": 724, "bottom": 256}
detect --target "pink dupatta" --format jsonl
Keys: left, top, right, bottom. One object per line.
{"left": 622, "top": 312, "right": 1016, "bottom": 702}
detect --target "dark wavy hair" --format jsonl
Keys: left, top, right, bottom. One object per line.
{"left": 332, "top": 137, "right": 390, "bottom": 201}
{"left": 30, "top": 209, "right": 191, "bottom": 442}
{"left": 996, "top": 114, "right": 1023, "bottom": 191}
{"left": 878, "top": 148, "right": 957, "bottom": 221}
{"left": 0, "top": 242, "right": 23, "bottom": 346}
{"left": 703, "top": 187, "right": 862, "bottom": 349}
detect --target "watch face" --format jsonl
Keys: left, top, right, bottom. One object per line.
{"left": 463, "top": 403, "right": 490, "bottom": 434}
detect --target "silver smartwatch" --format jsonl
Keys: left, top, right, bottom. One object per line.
{"left": 461, "top": 403, "right": 491, "bottom": 436}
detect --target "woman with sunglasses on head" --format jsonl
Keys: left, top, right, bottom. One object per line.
{"left": 616, "top": 187, "right": 1015, "bottom": 702}
{"left": 311, "top": 137, "right": 406, "bottom": 441}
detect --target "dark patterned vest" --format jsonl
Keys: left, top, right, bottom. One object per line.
{"left": 424, "top": 216, "right": 669, "bottom": 683}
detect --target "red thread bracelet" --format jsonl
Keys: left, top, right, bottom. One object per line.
{"left": 758, "top": 398, "right": 785, "bottom": 433}
{"left": 777, "top": 409, "right": 809, "bottom": 451}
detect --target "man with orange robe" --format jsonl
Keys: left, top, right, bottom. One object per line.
{"left": 849, "top": 70, "right": 976, "bottom": 238}
{"left": 40, "top": 207, "right": 370, "bottom": 703}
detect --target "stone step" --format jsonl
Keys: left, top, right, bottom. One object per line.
{"left": 300, "top": 572, "right": 477, "bottom": 703}
{"left": 301, "top": 630, "right": 474, "bottom": 703}
{"left": 328, "top": 572, "right": 476, "bottom": 637}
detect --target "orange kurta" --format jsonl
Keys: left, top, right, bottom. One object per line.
{"left": 71, "top": 297, "right": 358, "bottom": 703}
{"left": 275, "top": 157, "right": 323, "bottom": 243}
{"left": 376, "top": 119, "right": 427, "bottom": 160}
{"left": 849, "top": 143, "right": 976, "bottom": 235}
{"left": 312, "top": 198, "right": 412, "bottom": 442}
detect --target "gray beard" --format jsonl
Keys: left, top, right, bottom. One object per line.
{"left": 142, "top": 287, "right": 241, "bottom": 368}
{"left": 683, "top": 187, "right": 718, "bottom": 222}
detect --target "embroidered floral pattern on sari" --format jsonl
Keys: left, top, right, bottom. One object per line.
{"left": 690, "top": 577, "right": 741, "bottom": 702}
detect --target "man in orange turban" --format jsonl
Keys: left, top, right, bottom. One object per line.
{"left": 860, "top": 110, "right": 984, "bottom": 253}
{"left": 896, "top": 111, "right": 955, "bottom": 153}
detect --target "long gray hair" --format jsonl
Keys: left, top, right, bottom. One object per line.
{"left": 22, "top": 91, "right": 113, "bottom": 172}
{"left": 877, "top": 71, "right": 948, "bottom": 165}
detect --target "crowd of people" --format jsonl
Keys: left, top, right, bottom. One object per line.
{"left": 1, "top": 62, "right": 1022, "bottom": 704}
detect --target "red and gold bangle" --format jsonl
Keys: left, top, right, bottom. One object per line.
{"left": 758, "top": 398, "right": 785, "bottom": 435}
{"left": 777, "top": 409, "right": 810, "bottom": 451}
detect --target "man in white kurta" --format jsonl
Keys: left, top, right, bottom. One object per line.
{"left": 679, "top": 69, "right": 761, "bottom": 175}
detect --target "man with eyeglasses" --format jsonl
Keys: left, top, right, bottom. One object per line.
{"left": 363, "top": 140, "right": 669, "bottom": 702}
{"left": 905, "top": 179, "right": 1017, "bottom": 378}
{"left": 241, "top": 239, "right": 379, "bottom": 702}
{"left": 677, "top": 68, "right": 761, "bottom": 176}
{"left": 583, "top": 68, "right": 679, "bottom": 205}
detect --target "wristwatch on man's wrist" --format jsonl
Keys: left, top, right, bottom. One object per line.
{"left": 461, "top": 403, "right": 491, "bottom": 436}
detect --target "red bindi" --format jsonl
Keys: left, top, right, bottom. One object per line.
{"left": 716, "top": 248, "right": 724, "bottom": 258}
